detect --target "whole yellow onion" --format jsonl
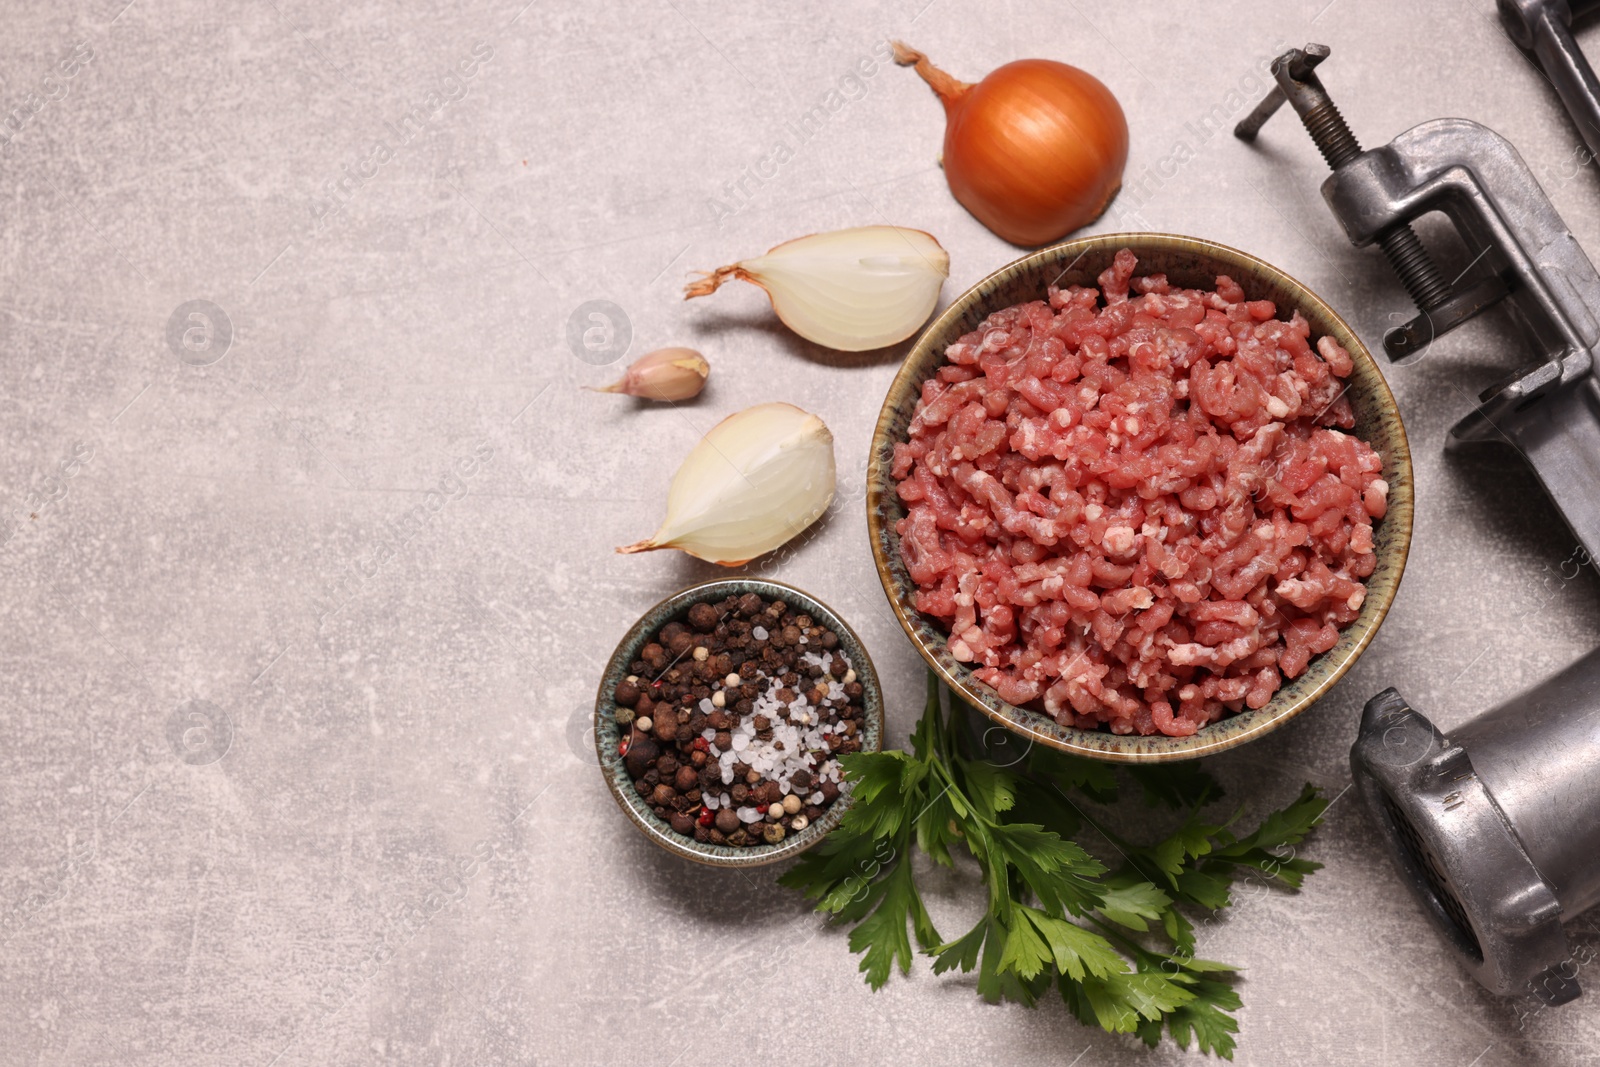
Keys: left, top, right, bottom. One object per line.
{"left": 894, "top": 41, "right": 1128, "bottom": 247}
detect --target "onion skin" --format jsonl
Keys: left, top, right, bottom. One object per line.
{"left": 895, "top": 43, "right": 1128, "bottom": 247}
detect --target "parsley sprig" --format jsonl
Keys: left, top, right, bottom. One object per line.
{"left": 779, "top": 673, "right": 1328, "bottom": 1058}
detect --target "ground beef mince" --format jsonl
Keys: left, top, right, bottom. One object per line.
{"left": 891, "top": 249, "right": 1388, "bottom": 737}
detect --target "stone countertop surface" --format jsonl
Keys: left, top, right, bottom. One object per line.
{"left": 3, "top": 0, "right": 1599, "bottom": 1063}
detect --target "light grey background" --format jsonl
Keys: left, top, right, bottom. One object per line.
{"left": 2, "top": 0, "right": 1597, "bottom": 1064}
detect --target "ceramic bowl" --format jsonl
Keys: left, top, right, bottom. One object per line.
{"left": 867, "top": 233, "right": 1413, "bottom": 762}
{"left": 594, "top": 578, "right": 884, "bottom": 866}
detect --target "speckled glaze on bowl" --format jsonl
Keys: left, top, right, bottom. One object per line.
{"left": 595, "top": 578, "right": 884, "bottom": 867}
{"left": 867, "top": 233, "right": 1413, "bottom": 763}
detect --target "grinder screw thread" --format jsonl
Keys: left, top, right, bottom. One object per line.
{"left": 1300, "top": 98, "right": 1454, "bottom": 312}
{"left": 1377, "top": 226, "right": 1455, "bottom": 311}
{"left": 1302, "top": 100, "right": 1363, "bottom": 169}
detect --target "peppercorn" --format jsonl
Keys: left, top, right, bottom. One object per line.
{"left": 762, "top": 823, "right": 785, "bottom": 844}
{"left": 790, "top": 814, "right": 809, "bottom": 831}
{"left": 623, "top": 735, "right": 659, "bottom": 779}
{"left": 609, "top": 592, "right": 858, "bottom": 850}
{"left": 844, "top": 682, "right": 864, "bottom": 699}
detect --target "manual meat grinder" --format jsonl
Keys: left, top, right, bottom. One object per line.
{"left": 1239, "top": 43, "right": 1600, "bottom": 1005}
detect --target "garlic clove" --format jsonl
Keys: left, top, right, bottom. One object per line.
{"left": 617, "top": 401, "right": 836, "bottom": 566}
{"left": 684, "top": 226, "right": 949, "bottom": 352}
{"left": 590, "top": 346, "right": 709, "bottom": 402}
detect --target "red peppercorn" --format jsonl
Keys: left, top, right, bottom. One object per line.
{"left": 618, "top": 740, "right": 629, "bottom": 756}
{"left": 692, "top": 737, "right": 710, "bottom": 752}
{"left": 697, "top": 807, "right": 714, "bottom": 827}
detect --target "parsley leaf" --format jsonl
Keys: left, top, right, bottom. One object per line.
{"left": 780, "top": 673, "right": 1327, "bottom": 1058}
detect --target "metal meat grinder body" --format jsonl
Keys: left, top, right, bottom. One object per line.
{"left": 1239, "top": 44, "right": 1600, "bottom": 1004}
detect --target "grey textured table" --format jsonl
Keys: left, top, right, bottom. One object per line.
{"left": 3, "top": 1, "right": 1599, "bottom": 1064}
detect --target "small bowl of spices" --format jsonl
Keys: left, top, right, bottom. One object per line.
{"left": 595, "top": 578, "right": 884, "bottom": 867}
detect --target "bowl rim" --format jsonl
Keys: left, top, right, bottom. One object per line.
{"left": 593, "top": 576, "right": 885, "bottom": 867}
{"left": 866, "top": 231, "right": 1413, "bottom": 763}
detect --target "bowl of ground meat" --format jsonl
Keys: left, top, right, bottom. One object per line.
{"left": 867, "top": 234, "right": 1413, "bottom": 761}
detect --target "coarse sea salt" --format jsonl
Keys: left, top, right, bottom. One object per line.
{"left": 697, "top": 645, "right": 854, "bottom": 811}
